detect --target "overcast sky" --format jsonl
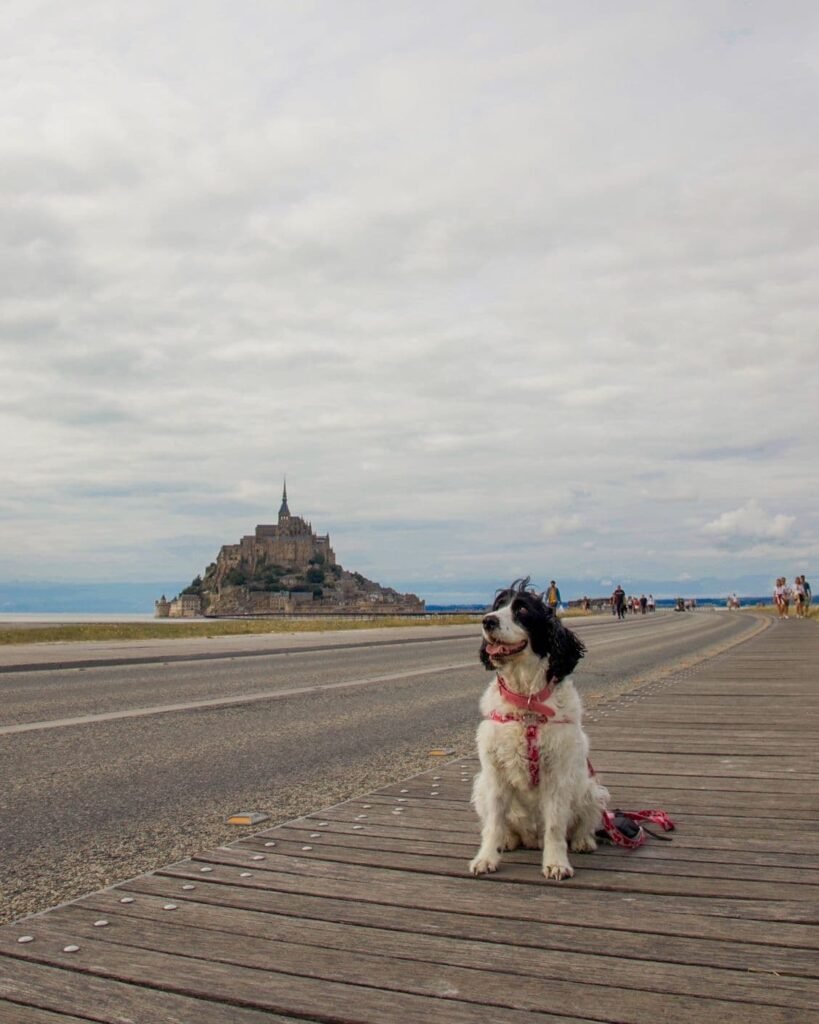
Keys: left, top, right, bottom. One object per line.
{"left": 1, "top": 1, "right": 817, "bottom": 603}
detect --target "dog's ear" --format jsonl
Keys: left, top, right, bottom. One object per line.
{"left": 525, "top": 597, "right": 558, "bottom": 660}
{"left": 547, "top": 621, "right": 586, "bottom": 682}
{"left": 479, "top": 639, "right": 494, "bottom": 671}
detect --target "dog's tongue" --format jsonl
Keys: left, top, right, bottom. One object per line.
{"left": 486, "top": 640, "right": 525, "bottom": 657}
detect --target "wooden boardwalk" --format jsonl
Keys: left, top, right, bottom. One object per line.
{"left": 1, "top": 618, "right": 817, "bottom": 1023}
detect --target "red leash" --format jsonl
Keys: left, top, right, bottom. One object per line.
{"left": 598, "top": 808, "right": 676, "bottom": 848}
{"left": 588, "top": 760, "right": 676, "bottom": 846}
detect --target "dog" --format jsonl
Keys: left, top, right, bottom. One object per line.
{"left": 470, "top": 578, "right": 609, "bottom": 881}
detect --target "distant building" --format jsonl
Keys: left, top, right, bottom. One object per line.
{"left": 213, "top": 479, "right": 337, "bottom": 588}
{"left": 156, "top": 481, "right": 424, "bottom": 617}
{"left": 170, "top": 594, "right": 203, "bottom": 618}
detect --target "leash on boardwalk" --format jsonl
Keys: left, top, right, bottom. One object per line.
{"left": 587, "top": 759, "right": 677, "bottom": 850}
{"left": 596, "top": 808, "right": 676, "bottom": 849}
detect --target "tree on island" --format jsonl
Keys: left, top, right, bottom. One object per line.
{"left": 181, "top": 575, "right": 204, "bottom": 596}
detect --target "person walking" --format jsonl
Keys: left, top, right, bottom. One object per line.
{"left": 546, "top": 580, "right": 561, "bottom": 614}
{"left": 773, "top": 577, "right": 789, "bottom": 619}
{"left": 648, "top": 594, "right": 655, "bottom": 612}
{"left": 612, "top": 584, "right": 626, "bottom": 620}
{"left": 793, "top": 576, "right": 806, "bottom": 618}
{"left": 803, "top": 575, "right": 812, "bottom": 614}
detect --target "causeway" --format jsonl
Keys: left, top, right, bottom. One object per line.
{"left": 1, "top": 617, "right": 817, "bottom": 1023}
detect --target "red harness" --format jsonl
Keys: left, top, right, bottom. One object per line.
{"left": 496, "top": 675, "right": 560, "bottom": 718}
{"left": 488, "top": 676, "right": 571, "bottom": 786}
{"left": 488, "top": 675, "right": 676, "bottom": 843}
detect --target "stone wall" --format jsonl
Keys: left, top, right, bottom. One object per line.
{"left": 169, "top": 594, "right": 203, "bottom": 618}
{"left": 214, "top": 516, "right": 336, "bottom": 586}
{"left": 202, "top": 586, "right": 424, "bottom": 617}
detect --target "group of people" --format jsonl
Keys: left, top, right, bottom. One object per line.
{"left": 545, "top": 581, "right": 659, "bottom": 618}
{"left": 773, "top": 575, "right": 812, "bottom": 619}
{"left": 544, "top": 577, "right": 813, "bottom": 621}
{"left": 610, "top": 585, "right": 654, "bottom": 619}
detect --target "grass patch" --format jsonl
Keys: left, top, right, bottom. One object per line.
{"left": 0, "top": 614, "right": 483, "bottom": 646}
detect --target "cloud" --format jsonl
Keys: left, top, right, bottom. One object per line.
{"left": 702, "top": 501, "right": 795, "bottom": 550}
{"left": 0, "top": 2, "right": 817, "bottom": 598}
{"left": 542, "top": 514, "right": 583, "bottom": 538}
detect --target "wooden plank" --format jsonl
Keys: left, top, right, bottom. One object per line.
{"left": 577, "top": 757, "right": 819, "bottom": 779}
{"left": 72, "top": 884, "right": 818, "bottom": 978}
{"left": 328, "top": 791, "right": 818, "bottom": 827}
{"left": 578, "top": 771, "right": 816, "bottom": 792}
{"left": 155, "top": 853, "right": 819, "bottom": 926}
{"left": 293, "top": 808, "right": 819, "bottom": 856}
{"left": 282, "top": 815, "right": 819, "bottom": 865}
{"left": 599, "top": 712, "right": 819, "bottom": 723}
{"left": 318, "top": 777, "right": 804, "bottom": 832}
{"left": 86, "top": 878, "right": 819, "bottom": 977}
{"left": 591, "top": 718, "right": 819, "bottom": 731}
{"left": 252, "top": 826, "right": 819, "bottom": 885}
{"left": 131, "top": 866, "right": 819, "bottom": 949}
{"left": 587, "top": 740, "right": 814, "bottom": 755}
{"left": 0, "top": 954, "right": 298, "bottom": 1024}
{"left": 188, "top": 841, "right": 819, "bottom": 903}
{"left": 381, "top": 770, "right": 817, "bottom": 793}
{"left": 0, "top": 913, "right": 807, "bottom": 1023}
{"left": 0, "top": 1004, "right": 90, "bottom": 1023}
{"left": 579, "top": 788, "right": 816, "bottom": 816}
{"left": 45, "top": 900, "right": 819, "bottom": 1011}
{"left": 354, "top": 785, "right": 817, "bottom": 816}
{"left": 0, "top": 925, "right": 595, "bottom": 1024}
{"left": 329, "top": 797, "right": 819, "bottom": 842}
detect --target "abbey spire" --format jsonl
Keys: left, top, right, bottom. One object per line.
{"left": 278, "top": 478, "right": 290, "bottom": 522}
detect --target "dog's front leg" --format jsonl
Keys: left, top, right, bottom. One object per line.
{"left": 469, "top": 769, "right": 510, "bottom": 876}
{"left": 541, "top": 782, "right": 574, "bottom": 881}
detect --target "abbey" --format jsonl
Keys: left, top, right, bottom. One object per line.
{"left": 214, "top": 481, "right": 336, "bottom": 587}
{"left": 156, "top": 483, "right": 425, "bottom": 617}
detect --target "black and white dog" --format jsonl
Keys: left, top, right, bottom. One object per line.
{"left": 470, "top": 578, "right": 609, "bottom": 881}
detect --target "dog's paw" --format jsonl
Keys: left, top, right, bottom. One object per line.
{"left": 469, "top": 854, "right": 500, "bottom": 876}
{"left": 543, "top": 861, "right": 574, "bottom": 881}
{"left": 570, "top": 834, "right": 597, "bottom": 854}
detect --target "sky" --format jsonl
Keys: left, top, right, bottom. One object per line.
{"left": 1, "top": 1, "right": 817, "bottom": 604}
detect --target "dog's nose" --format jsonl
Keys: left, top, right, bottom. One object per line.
{"left": 482, "top": 614, "right": 499, "bottom": 631}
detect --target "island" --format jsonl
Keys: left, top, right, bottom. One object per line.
{"left": 155, "top": 483, "right": 425, "bottom": 617}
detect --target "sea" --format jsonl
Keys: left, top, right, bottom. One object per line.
{"left": 0, "top": 612, "right": 163, "bottom": 624}
{"left": 0, "top": 597, "right": 773, "bottom": 624}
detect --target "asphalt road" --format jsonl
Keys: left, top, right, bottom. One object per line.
{"left": 0, "top": 610, "right": 761, "bottom": 923}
